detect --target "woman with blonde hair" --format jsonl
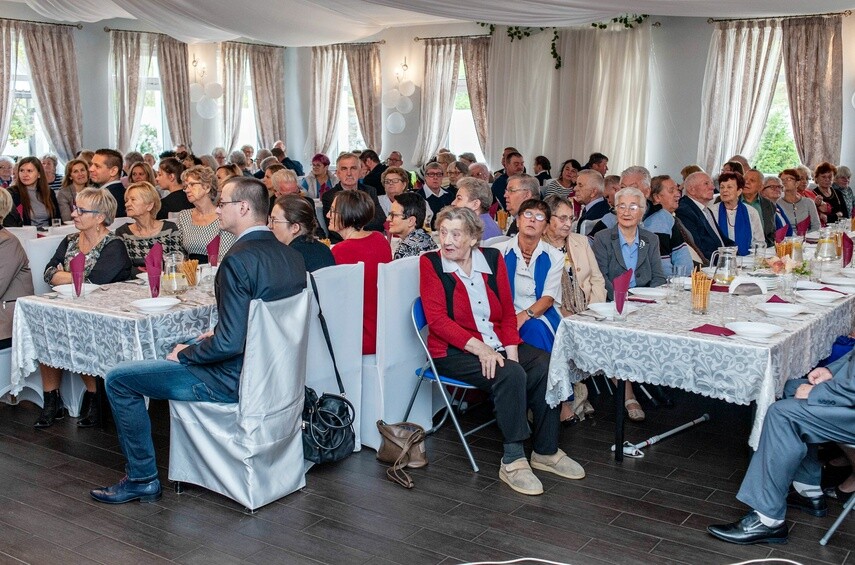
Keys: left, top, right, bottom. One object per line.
{"left": 116, "top": 182, "right": 182, "bottom": 268}
{"left": 177, "top": 166, "right": 236, "bottom": 263}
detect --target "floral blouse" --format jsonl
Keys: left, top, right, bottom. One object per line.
{"left": 394, "top": 229, "right": 437, "bottom": 260}
{"left": 43, "top": 232, "right": 132, "bottom": 285}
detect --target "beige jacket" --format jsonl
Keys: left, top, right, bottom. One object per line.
{"left": 0, "top": 229, "right": 34, "bottom": 342}
{"left": 566, "top": 233, "right": 606, "bottom": 305}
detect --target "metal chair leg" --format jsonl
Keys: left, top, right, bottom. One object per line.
{"left": 820, "top": 492, "right": 855, "bottom": 545}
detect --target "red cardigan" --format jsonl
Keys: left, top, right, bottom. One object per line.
{"left": 419, "top": 250, "right": 521, "bottom": 359}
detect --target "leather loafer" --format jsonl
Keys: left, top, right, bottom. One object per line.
{"left": 786, "top": 491, "right": 827, "bottom": 517}
{"left": 707, "top": 512, "right": 788, "bottom": 545}
{"left": 90, "top": 476, "right": 162, "bottom": 504}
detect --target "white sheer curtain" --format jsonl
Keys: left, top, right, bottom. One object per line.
{"left": 248, "top": 45, "right": 287, "bottom": 149}
{"left": 157, "top": 35, "right": 192, "bottom": 149}
{"left": 412, "top": 38, "right": 462, "bottom": 166}
{"left": 0, "top": 21, "right": 17, "bottom": 149}
{"left": 782, "top": 15, "right": 843, "bottom": 167}
{"left": 221, "top": 42, "right": 248, "bottom": 152}
{"left": 344, "top": 43, "right": 382, "bottom": 153}
{"left": 696, "top": 19, "right": 782, "bottom": 173}
{"left": 553, "top": 28, "right": 599, "bottom": 164}
{"left": 306, "top": 45, "right": 345, "bottom": 156}
{"left": 110, "top": 31, "right": 155, "bottom": 153}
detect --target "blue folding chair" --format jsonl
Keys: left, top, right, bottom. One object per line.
{"left": 404, "top": 298, "right": 495, "bottom": 472}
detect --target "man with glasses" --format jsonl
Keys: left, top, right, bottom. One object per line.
{"left": 90, "top": 148, "right": 127, "bottom": 218}
{"left": 762, "top": 175, "right": 793, "bottom": 236}
{"left": 503, "top": 174, "right": 540, "bottom": 236}
{"left": 492, "top": 151, "right": 525, "bottom": 210}
{"left": 91, "top": 176, "right": 307, "bottom": 505}
{"left": 422, "top": 161, "right": 453, "bottom": 229}
{"left": 320, "top": 152, "right": 385, "bottom": 235}
{"left": 743, "top": 169, "right": 776, "bottom": 245}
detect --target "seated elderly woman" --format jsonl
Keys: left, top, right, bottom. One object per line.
{"left": 8, "top": 156, "right": 60, "bottom": 228}
{"left": 593, "top": 187, "right": 667, "bottom": 422}
{"left": 57, "top": 158, "right": 91, "bottom": 222}
{"left": 778, "top": 168, "right": 821, "bottom": 234}
{"left": 300, "top": 153, "right": 338, "bottom": 199}
{"left": 38, "top": 187, "right": 132, "bottom": 429}
{"left": 708, "top": 172, "right": 764, "bottom": 256}
{"left": 0, "top": 189, "right": 35, "bottom": 350}
{"left": 648, "top": 175, "right": 695, "bottom": 272}
{"left": 269, "top": 194, "right": 334, "bottom": 272}
{"left": 389, "top": 192, "right": 437, "bottom": 259}
{"left": 115, "top": 182, "right": 182, "bottom": 269}
{"left": 421, "top": 206, "right": 584, "bottom": 495}
{"left": 328, "top": 190, "right": 392, "bottom": 355}
{"left": 833, "top": 165, "right": 852, "bottom": 213}
{"left": 377, "top": 166, "right": 410, "bottom": 216}
{"left": 176, "top": 166, "right": 236, "bottom": 264}
{"left": 452, "top": 177, "right": 502, "bottom": 239}
{"left": 446, "top": 160, "right": 469, "bottom": 192}
{"left": 814, "top": 162, "right": 848, "bottom": 224}
{"left": 0, "top": 155, "right": 13, "bottom": 188}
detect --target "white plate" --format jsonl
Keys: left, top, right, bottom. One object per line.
{"left": 63, "top": 220, "right": 74, "bottom": 225}
{"left": 839, "top": 267, "right": 855, "bottom": 278}
{"left": 725, "top": 321, "right": 783, "bottom": 339}
{"left": 136, "top": 272, "right": 151, "bottom": 281}
{"left": 52, "top": 283, "right": 99, "bottom": 297}
{"left": 588, "top": 302, "right": 639, "bottom": 320}
{"left": 755, "top": 303, "right": 808, "bottom": 318}
{"left": 796, "top": 280, "right": 823, "bottom": 290}
{"left": 129, "top": 297, "right": 180, "bottom": 313}
{"left": 821, "top": 276, "right": 855, "bottom": 287}
{"left": 795, "top": 290, "right": 844, "bottom": 304}
{"left": 628, "top": 287, "right": 668, "bottom": 299}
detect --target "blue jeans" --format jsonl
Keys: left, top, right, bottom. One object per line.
{"left": 105, "top": 360, "right": 234, "bottom": 482}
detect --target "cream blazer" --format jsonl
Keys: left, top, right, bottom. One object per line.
{"left": 566, "top": 233, "right": 606, "bottom": 305}
{"left": 0, "top": 229, "right": 34, "bottom": 342}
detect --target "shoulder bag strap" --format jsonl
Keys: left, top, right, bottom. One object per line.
{"left": 309, "top": 274, "right": 346, "bottom": 396}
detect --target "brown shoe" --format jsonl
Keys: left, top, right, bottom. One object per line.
{"left": 531, "top": 448, "right": 586, "bottom": 480}
{"left": 499, "top": 458, "right": 543, "bottom": 495}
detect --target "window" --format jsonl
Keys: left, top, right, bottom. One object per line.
{"left": 136, "top": 76, "right": 168, "bottom": 156}
{"left": 446, "top": 60, "right": 485, "bottom": 163}
{"left": 3, "top": 40, "right": 51, "bottom": 158}
{"left": 334, "top": 63, "right": 366, "bottom": 154}
{"left": 235, "top": 66, "right": 260, "bottom": 150}
{"left": 753, "top": 73, "right": 800, "bottom": 175}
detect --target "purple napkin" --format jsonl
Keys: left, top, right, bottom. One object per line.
{"left": 711, "top": 284, "right": 730, "bottom": 293}
{"left": 627, "top": 297, "right": 656, "bottom": 304}
{"left": 207, "top": 235, "right": 221, "bottom": 267}
{"left": 775, "top": 226, "right": 788, "bottom": 243}
{"left": 796, "top": 217, "right": 811, "bottom": 237}
{"left": 767, "top": 295, "right": 790, "bottom": 303}
{"left": 690, "top": 324, "right": 735, "bottom": 337}
{"left": 843, "top": 233, "right": 853, "bottom": 268}
{"left": 612, "top": 269, "right": 633, "bottom": 314}
{"left": 69, "top": 252, "right": 85, "bottom": 296}
{"left": 145, "top": 242, "right": 163, "bottom": 298}
{"left": 819, "top": 286, "right": 847, "bottom": 295}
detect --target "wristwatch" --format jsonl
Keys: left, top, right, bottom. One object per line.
{"left": 525, "top": 308, "right": 535, "bottom": 318}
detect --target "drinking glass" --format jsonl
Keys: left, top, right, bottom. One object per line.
{"left": 51, "top": 218, "right": 62, "bottom": 228}
{"left": 613, "top": 291, "right": 628, "bottom": 322}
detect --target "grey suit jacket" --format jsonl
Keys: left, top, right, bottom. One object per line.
{"left": 809, "top": 347, "right": 855, "bottom": 409}
{"left": 0, "top": 229, "right": 34, "bottom": 342}
{"left": 592, "top": 225, "right": 667, "bottom": 300}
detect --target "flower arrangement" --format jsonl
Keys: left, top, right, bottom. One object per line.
{"left": 761, "top": 256, "right": 810, "bottom": 276}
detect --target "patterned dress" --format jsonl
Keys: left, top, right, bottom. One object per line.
{"left": 115, "top": 220, "right": 183, "bottom": 268}
{"left": 393, "top": 229, "right": 437, "bottom": 260}
{"left": 175, "top": 209, "right": 236, "bottom": 263}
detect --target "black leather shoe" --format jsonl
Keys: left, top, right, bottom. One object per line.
{"left": 786, "top": 491, "right": 828, "bottom": 517}
{"left": 707, "top": 512, "right": 788, "bottom": 545}
{"left": 77, "top": 391, "right": 99, "bottom": 428}
{"left": 34, "top": 389, "right": 66, "bottom": 429}
{"left": 90, "top": 476, "right": 162, "bottom": 504}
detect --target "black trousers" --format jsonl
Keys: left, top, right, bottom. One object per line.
{"left": 433, "top": 343, "right": 559, "bottom": 455}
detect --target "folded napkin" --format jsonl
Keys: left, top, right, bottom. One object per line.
{"left": 843, "top": 233, "right": 853, "bottom": 268}
{"left": 767, "top": 294, "right": 790, "bottom": 303}
{"left": 612, "top": 269, "right": 633, "bottom": 314}
{"left": 627, "top": 297, "right": 656, "bottom": 304}
{"left": 69, "top": 252, "right": 85, "bottom": 296}
{"left": 690, "top": 324, "right": 735, "bottom": 337}
{"left": 383, "top": 220, "right": 392, "bottom": 243}
{"left": 796, "top": 217, "right": 811, "bottom": 237}
{"left": 16, "top": 204, "right": 23, "bottom": 218}
{"left": 820, "top": 286, "right": 847, "bottom": 295}
{"left": 145, "top": 242, "right": 163, "bottom": 298}
{"left": 710, "top": 284, "right": 730, "bottom": 293}
{"left": 207, "top": 235, "right": 221, "bottom": 267}
{"left": 775, "top": 226, "right": 788, "bottom": 243}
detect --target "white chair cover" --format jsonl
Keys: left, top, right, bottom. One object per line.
{"left": 483, "top": 235, "right": 510, "bottom": 246}
{"left": 360, "top": 256, "right": 432, "bottom": 450}
{"left": 46, "top": 225, "right": 79, "bottom": 237}
{"left": 24, "top": 235, "right": 65, "bottom": 295}
{"left": 6, "top": 227, "right": 38, "bottom": 241}
{"left": 168, "top": 290, "right": 312, "bottom": 511}
{"left": 305, "top": 264, "right": 364, "bottom": 449}
{"left": 108, "top": 217, "right": 134, "bottom": 231}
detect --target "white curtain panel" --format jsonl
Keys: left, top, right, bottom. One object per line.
{"left": 157, "top": 35, "right": 192, "bottom": 150}
{"left": 782, "top": 16, "right": 843, "bottom": 167}
{"left": 412, "top": 38, "right": 462, "bottom": 166}
{"left": 248, "top": 45, "right": 287, "bottom": 149}
{"left": 0, "top": 21, "right": 17, "bottom": 149}
{"left": 19, "top": 23, "right": 83, "bottom": 162}
{"left": 344, "top": 43, "right": 382, "bottom": 153}
{"left": 461, "top": 36, "right": 490, "bottom": 158}
{"left": 306, "top": 45, "right": 345, "bottom": 156}
{"left": 696, "top": 19, "right": 782, "bottom": 173}
{"left": 110, "top": 31, "right": 154, "bottom": 154}
{"left": 221, "top": 42, "right": 248, "bottom": 153}
{"left": 553, "top": 28, "right": 599, "bottom": 166}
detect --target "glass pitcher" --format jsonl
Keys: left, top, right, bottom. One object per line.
{"left": 160, "top": 251, "right": 188, "bottom": 295}
{"left": 709, "top": 246, "right": 738, "bottom": 285}
{"left": 815, "top": 227, "right": 839, "bottom": 261}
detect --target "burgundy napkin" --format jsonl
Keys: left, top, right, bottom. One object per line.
{"left": 627, "top": 297, "right": 656, "bottom": 304}
{"left": 796, "top": 217, "right": 811, "bottom": 237}
{"left": 690, "top": 324, "right": 735, "bottom": 337}
{"left": 843, "top": 233, "right": 853, "bottom": 268}
{"left": 819, "top": 286, "right": 847, "bottom": 295}
{"left": 145, "top": 242, "right": 163, "bottom": 298}
{"left": 16, "top": 204, "right": 23, "bottom": 218}
{"left": 207, "top": 235, "right": 221, "bottom": 267}
{"left": 383, "top": 220, "right": 392, "bottom": 243}
{"left": 711, "top": 284, "right": 730, "bottom": 293}
{"left": 767, "top": 294, "right": 790, "bottom": 303}
{"left": 612, "top": 269, "right": 633, "bottom": 314}
{"left": 69, "top": 252, "right": 85, "bottom": 296}
{"left": 775, "top": 226, "right": 788, "bottom": 243}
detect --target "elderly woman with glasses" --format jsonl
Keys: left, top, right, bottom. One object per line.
{"left": 377, "top": 166, "right": 410, "bottom": 216}
{"left": 38, "top": 188, "right": 132, "bottom": 429}
{"left": 269, "top": 194, "right": 334, "bottom": 272}
{"left": 389, "top": 192, "right": 436, "bottom": 260}
{"left": 176, "top": 166, "right": 236, "bottom": 264}
{"left": 778, "top": 168, "right": 821, "bottom": 234}
{"left": 300, "top": 153, "right": 338, "bottom": 199}
{"left": 708, "top": 172, "right": 764, "bottom": 256}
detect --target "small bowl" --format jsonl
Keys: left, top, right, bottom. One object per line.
{"left": 52, "top": 283, "right": 99, "bottom": 297}
{"left": 725, "top": 321, "right": 783, "bottom": 339}
{"left": 130, "top": 297, "right": 181, "bottom": 313}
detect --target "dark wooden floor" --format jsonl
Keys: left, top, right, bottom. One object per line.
{"left": 0, "top": 386, "right": 851, "bottom": 565}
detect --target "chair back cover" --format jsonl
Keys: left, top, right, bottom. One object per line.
{"left": 5, "top": 227, "right": 38, "bottom": 241}
{"left": 483, "top": 235, "right": 510, "bottom": 247}
{"left": 24, "top": 235, "right": 66, "bottom": 295}
{"left": 108, "top": 217, "right": 134, "bottom": 231}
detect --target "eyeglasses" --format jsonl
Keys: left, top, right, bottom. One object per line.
{"left": 71, "top": 205, "right": 101, "bottom": 215}
{"left": 215, "top": 199, "right": 243, "bottom": 208}
{"left": 387, "top": 212, "right": 408, "bottom": 220}
{"left": 268, "top": 216, "right": 289, "bottom": 226}
{"left": 505, "top": 187, "right": 529, "bottom": 195}
{"left": 554, "top": 214, "right": 573, "bottom": 223}
{"left": 521, "top": 210, "right": 546, "bottom": 222}
{"left": 184, "top": 181, "right": 203, "bottom": 189}
{"left": 616, "top": 203, "right": 641, "bottom": 213}
{"left": 384, "top": 178, "right": 404, "bottom": 185}
{"left": 425, "top": 172, "right": 443, "bottom": 178}
{"left": 764, "top": 185, "right": 783, "bottom": 190}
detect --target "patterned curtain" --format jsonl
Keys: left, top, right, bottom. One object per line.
{"left": 221, "top": 41, "right": 248, "bottom": 152}
{"left": 0, "top": 21, "right": 17, "bottom": 149}
{"left": 306, "top": 45, "right": 345, "bottom": 156}
{"left": 412, "top": 38, "right": 462, "bottom": 166}
{"left": 248, "top": 45, "right": 287, "bottom": 149}
{"left": 110, "top": 31, "right": 155, "bottom": 153}
{"left": 344, "top": 43, "right": 382, "bottom": 153}
{"left": 157, "top": 35, "right": 192, "bottom": 150}
{"left": 461, "top": 36, "right": 490, "bottom": 157}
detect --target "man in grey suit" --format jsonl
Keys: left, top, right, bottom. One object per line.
{"left": 708, "top": 349, "right": 855, "bottom": 544}
{"left": 90, "top": 176, "right": 307, "bottom": 504}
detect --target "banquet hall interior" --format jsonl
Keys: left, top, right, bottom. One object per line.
{"left": 1, "top": 0, "right": 855, "bottom": 563}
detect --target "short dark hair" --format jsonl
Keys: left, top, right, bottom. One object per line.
{"left": 587, "top": 152, "right": 608, "bottom": 166}
{"left": 333, "top": 190, "right": 375, "bottom": 230}
{"left": 395, "top": 192, "right": 427, "bottom": 230}
{"left": 506, "top": 151, "right": 523, "bottom": 162}
{"left": 718, "top": 171, "right": 745, "bottom": 189}
{"left": 274, "top": 194, "right": 318, "bottom": 240}
{"left": 95, "top": 148, "right": 123, "bottom": 175}
{"left": 360, "top": 150, "right": 380, "bottom": 164}
{"left": 723, "top": 160, "right": 744, "bottom": 175}
{"left": 534, "top": 155, "right": 551, "bottom": 172}
{"left": 518, "top": 198, "right": 551, "bottom": 222}
{"left": 159, "top": 150, "right": 176, "bottom": 160}
{"left": 224, "top": 176, "right": 269, "bottom": 222}
{"left": 271, "top": 147, "right": 285, "bottom": 160}
{"left": 650, "top": 175, "right": 673, "bottom": 198}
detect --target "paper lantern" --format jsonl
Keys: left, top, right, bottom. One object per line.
{"left": 204, "top": 82, "right": 224, "bottom": 100}
{"left": 382, "top": 88, "right": 401, "bottom": 108}
{"left": 189, "top": 82, "right": 205, "bottom": 102}
{"left": 196, "top": 96, "right": 218, "bottom": 119}
{"left": 395, "top": 96, "right": 413, "bottom": 115}
{"left": 399, "top": 80, "right": 415, "bottom": 97}
{"left": 386, "top": 112, "right": 406, "bottom": 134}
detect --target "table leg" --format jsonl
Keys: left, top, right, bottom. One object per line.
{"left": 615, "top": 379, "right": 625, "bottom": 462}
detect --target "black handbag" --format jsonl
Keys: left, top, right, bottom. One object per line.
{"left": 302, "top": 275, "right": 356, "bottom": 464}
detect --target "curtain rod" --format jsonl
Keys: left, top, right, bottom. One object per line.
{"left": 1, "top": 16, "right": 82, "bottom": 29}
{"left": 707, "top": 9, "right": 851, "bottom": 23}
{"left": 103, "top": 26, "right": 166, "bottom": 36}
{"left": 222, "top": 39, "right": 285, "bottom": 49}
{"left": 414, "top": 34, "right": 490, "bottom": 42}
{"left": 327, "top": 39, "right": 386, "bottom": 47}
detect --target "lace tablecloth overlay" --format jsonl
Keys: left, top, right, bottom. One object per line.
{"left": 11, "top": 282, "right": 217, "bottom": 394}
{"left": 547, "top": 292, "right": 855, "bottom": 449}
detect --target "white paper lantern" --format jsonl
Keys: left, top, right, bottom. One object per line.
{"left": 386, "top": 112, "right": 406, "bottom": 134}
{"left": 395, "top": 96, "right": 413, "bottom": 115}
{"left": 196, "top": 96, "right": 218, "bottom": 119}
{"left": 189, "top": 82, "right": 205, "bottom": 102}
{"left": 382, "top": 88, "right": 401, "bottom": 108}
{"left": 399, "top": 80, "right": 415, "bottom": 97}
{"left": 204, "top": 82, "right": 224, "bottom": 100}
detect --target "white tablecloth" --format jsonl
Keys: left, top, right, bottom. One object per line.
{"left": 547, "top": 291, "right": 855, "bottom": 449}
{"left": 11, "top": 282, "right": 217, "bottom": 393}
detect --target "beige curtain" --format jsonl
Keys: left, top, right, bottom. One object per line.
{"left": 0, "top": 21, "right": 16, "bottom": 148}
{"left": 19, "top": 23, "right": 83, "bottom": 161}
{"left": 221, "top": 42, "right": 248, "bottom": 152}
{"left": 412, "top": 38, "right": 462, "bottom": 166}
{"left": 461, "top": 36, "right": 490, "bottom": 158}
{"left": 248, "top": 45, "right": 287, "bottom": 149}
{"left": 782, "top": 15, "right": 843, "bottom": 167}
{"left": 697, "top": 19, "right": 782, "bottom": 173}
{"left": 344, "top": 43, "right": 382, "bottom": 153}
{"left": 157, "top": 35, "right": 192, "bottom": 150}
{"left": 307, "top": 45, "right": 345, "bottom": 156}
{"left": 110, "top": 31, "right": 155, "bottom": 154}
